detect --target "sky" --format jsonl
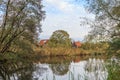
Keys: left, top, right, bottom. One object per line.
{"left": 40, "top": 0, "right": 95, "bottom": 41}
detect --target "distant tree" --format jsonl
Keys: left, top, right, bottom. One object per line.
{"left": 48, "top": 30, "right": 72, "bottom": 47}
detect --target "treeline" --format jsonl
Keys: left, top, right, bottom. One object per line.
{"left": 36, "top": 30, "right": 109, "bottom": 56}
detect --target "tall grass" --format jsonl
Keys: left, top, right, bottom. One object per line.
{"left": 35, "top": 47, "right": 105, "bottom": 57}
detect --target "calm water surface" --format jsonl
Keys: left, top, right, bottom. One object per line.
{"left": 1, "top": 56, "right": 120, "bottom": 80}
{"left": 32, "top": 58, "right": 108, "bottom": 80}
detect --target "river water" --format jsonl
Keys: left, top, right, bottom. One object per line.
{"left": 33, "top": 58, "right": 107, "bottom": 80}
{"left": 1, "top": 56, "right": 120, "bottom": 80}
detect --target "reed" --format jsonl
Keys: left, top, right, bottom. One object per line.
{"left": 35, "top": 47, "right": 105, "bottom": 57}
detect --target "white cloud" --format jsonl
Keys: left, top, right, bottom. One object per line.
{"left": 40, "top": 0, "right": 95, "bottom": 41}
{"left": 45, "top": 0, "right": 75, "bottom": 13}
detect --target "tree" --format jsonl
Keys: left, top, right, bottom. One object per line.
{"left": 79, "top": 0, "right": 120, "bottom": 54}
{"left": 84, "top": 0, "right": 120, "bottom": 36}
{"left": 48, "top": 30, "right": 72, "bottom": 47}
{"left": 79, "top": 0, "right": 119, "bottom": 40}
{"left": 84, "top": 0, "right": 120, "bottom": 21}
{"left": 0, "top": 0, "right": 45, "bottom": 54}
{"left": 0, "top": 0, "right": 45, "bottom": 79}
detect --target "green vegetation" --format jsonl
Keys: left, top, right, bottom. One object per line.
{"left": 36, "top": 30, "right": 109, "bottom": 56}
{"left": 81, "top": 41, "right": 109, "bottom": 51}
{"left": 82, "top": 0, "right": 120, "bottom": 56}
{"left": 47, "top": 30, "right": 72, "bottom": 48}
{"left": 106, "top": 59, "right": 120, "bottom": 80}
{"left": 80, "top": 0, "right": 120, "bottom": 80}
{"left": 35, "top": 47, "right": 105, "bottom": 57}
{"left": 0, "top": 0, "right": 45, "bottom": 79}
{"left": 0, "top": 0, "right": 120, "bottom": 79}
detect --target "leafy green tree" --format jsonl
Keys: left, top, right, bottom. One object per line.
{"left": 0, "top": 0, "right": 45, "bottom": 54}
{"left": 83, "top": 0, "right": 120, "bottom": 38}
{"left": 79, "top": 0, "right": 120, "bottom": 54}
{"left": 48, "top": 30, "right": 72, "bottom": 47}
{"left": 84, "top": 0, "right": 120, "bottom": 21}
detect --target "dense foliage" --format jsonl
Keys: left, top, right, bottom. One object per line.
{"left": 0, "top": 0, "right": 45, "bottom": 54}
{"left": 48, "top": 30, "right": 72, "bottom": 47}
{"left": 0, "top": 0, "right": 45, "bottom": 79}
{"left": 82, "top": 0, "right": 120, "bottom": 55}
{"left": 81, "top": 41, "right": 109, "bottom": 51}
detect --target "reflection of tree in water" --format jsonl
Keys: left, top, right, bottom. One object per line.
{"left": 32, "top": 64, "right": 48, "bottom": 79}
{"left": 17, "top": 66, "right": 34, "bottom": 80}
{"left": 50, "top": 63, "right": 70, "bottom": 76}
{"left": 0, "top": 63, "right": 34, "bottom": 80}
{"left": 84, "top": 58, "right": 108, "bottom": 80}
{"left": 0, "top": 64, "right": 11, "bottom": 80}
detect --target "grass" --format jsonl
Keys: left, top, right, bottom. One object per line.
{"left": 34, "top": 47, "right": 105, "bottom": 57}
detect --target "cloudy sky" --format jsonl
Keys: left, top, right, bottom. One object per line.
{"left": 40, "top": 0, "right": 95, "bottom": 41}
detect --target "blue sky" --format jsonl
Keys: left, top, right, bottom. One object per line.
{"left": 40, "top": 0, "right": 95, "bottom": 41}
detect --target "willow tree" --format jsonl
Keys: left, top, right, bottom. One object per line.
{"left": 85, "top": 0, "right": 120, "bottom": 36}
{"left": 80, "top": 0, "right": 119, "bottom": 40}
{"left": 79, "top": 0, "right": 120, "bottom": 54}
{"left": 0, "top": 0, "right": 45, "bottom": 54}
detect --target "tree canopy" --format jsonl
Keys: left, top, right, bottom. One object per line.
{"left": 48, "top": 30, "right": 72, "bottom": 47}
{"left": 85, "top": 0, "right": 120, "bottom": 21}
{"left": 0, "top": 0, "right": 45, "bottom": 54}
{"left": 82, "top": 0, "right": 120, "bottom": 54}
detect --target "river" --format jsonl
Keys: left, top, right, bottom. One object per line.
{"left": 0, "top": 56, "right": 120, "bottom": 80}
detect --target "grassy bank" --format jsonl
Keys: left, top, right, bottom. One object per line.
{"left": 34, "top": 47, "right": 106, "bottom": 57}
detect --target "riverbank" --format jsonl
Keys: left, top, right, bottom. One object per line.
{"left": 34, "top": 47, "right": 106, "bottom": 57}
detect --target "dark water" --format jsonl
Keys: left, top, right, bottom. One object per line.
{"left": 0, "top": 56, "right": 120, "bottom": 80}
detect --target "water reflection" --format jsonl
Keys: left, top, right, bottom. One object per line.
{"left": 31, "top": 57, "right": 108, "bottom": 80}
{"left": 0, "top": 56, "right": 119, "bottom": 80}
{"left": 84, "top": 58, "right": 108, "bottom": 80}
{"left": 50, "top": 63, "right": 69, "bottom": 75}
{"left": 0, "top": 64, "right": 35, "bottom": 80}
{"left": 32, "top": 64, "right": 48, "bottom": 80}
{"left": 17, "top": 67, "right": 34, "bottom": 80}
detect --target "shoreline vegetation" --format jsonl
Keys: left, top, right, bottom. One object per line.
{"left": 34, "top": 47, "right": 106, "bottom": 57}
